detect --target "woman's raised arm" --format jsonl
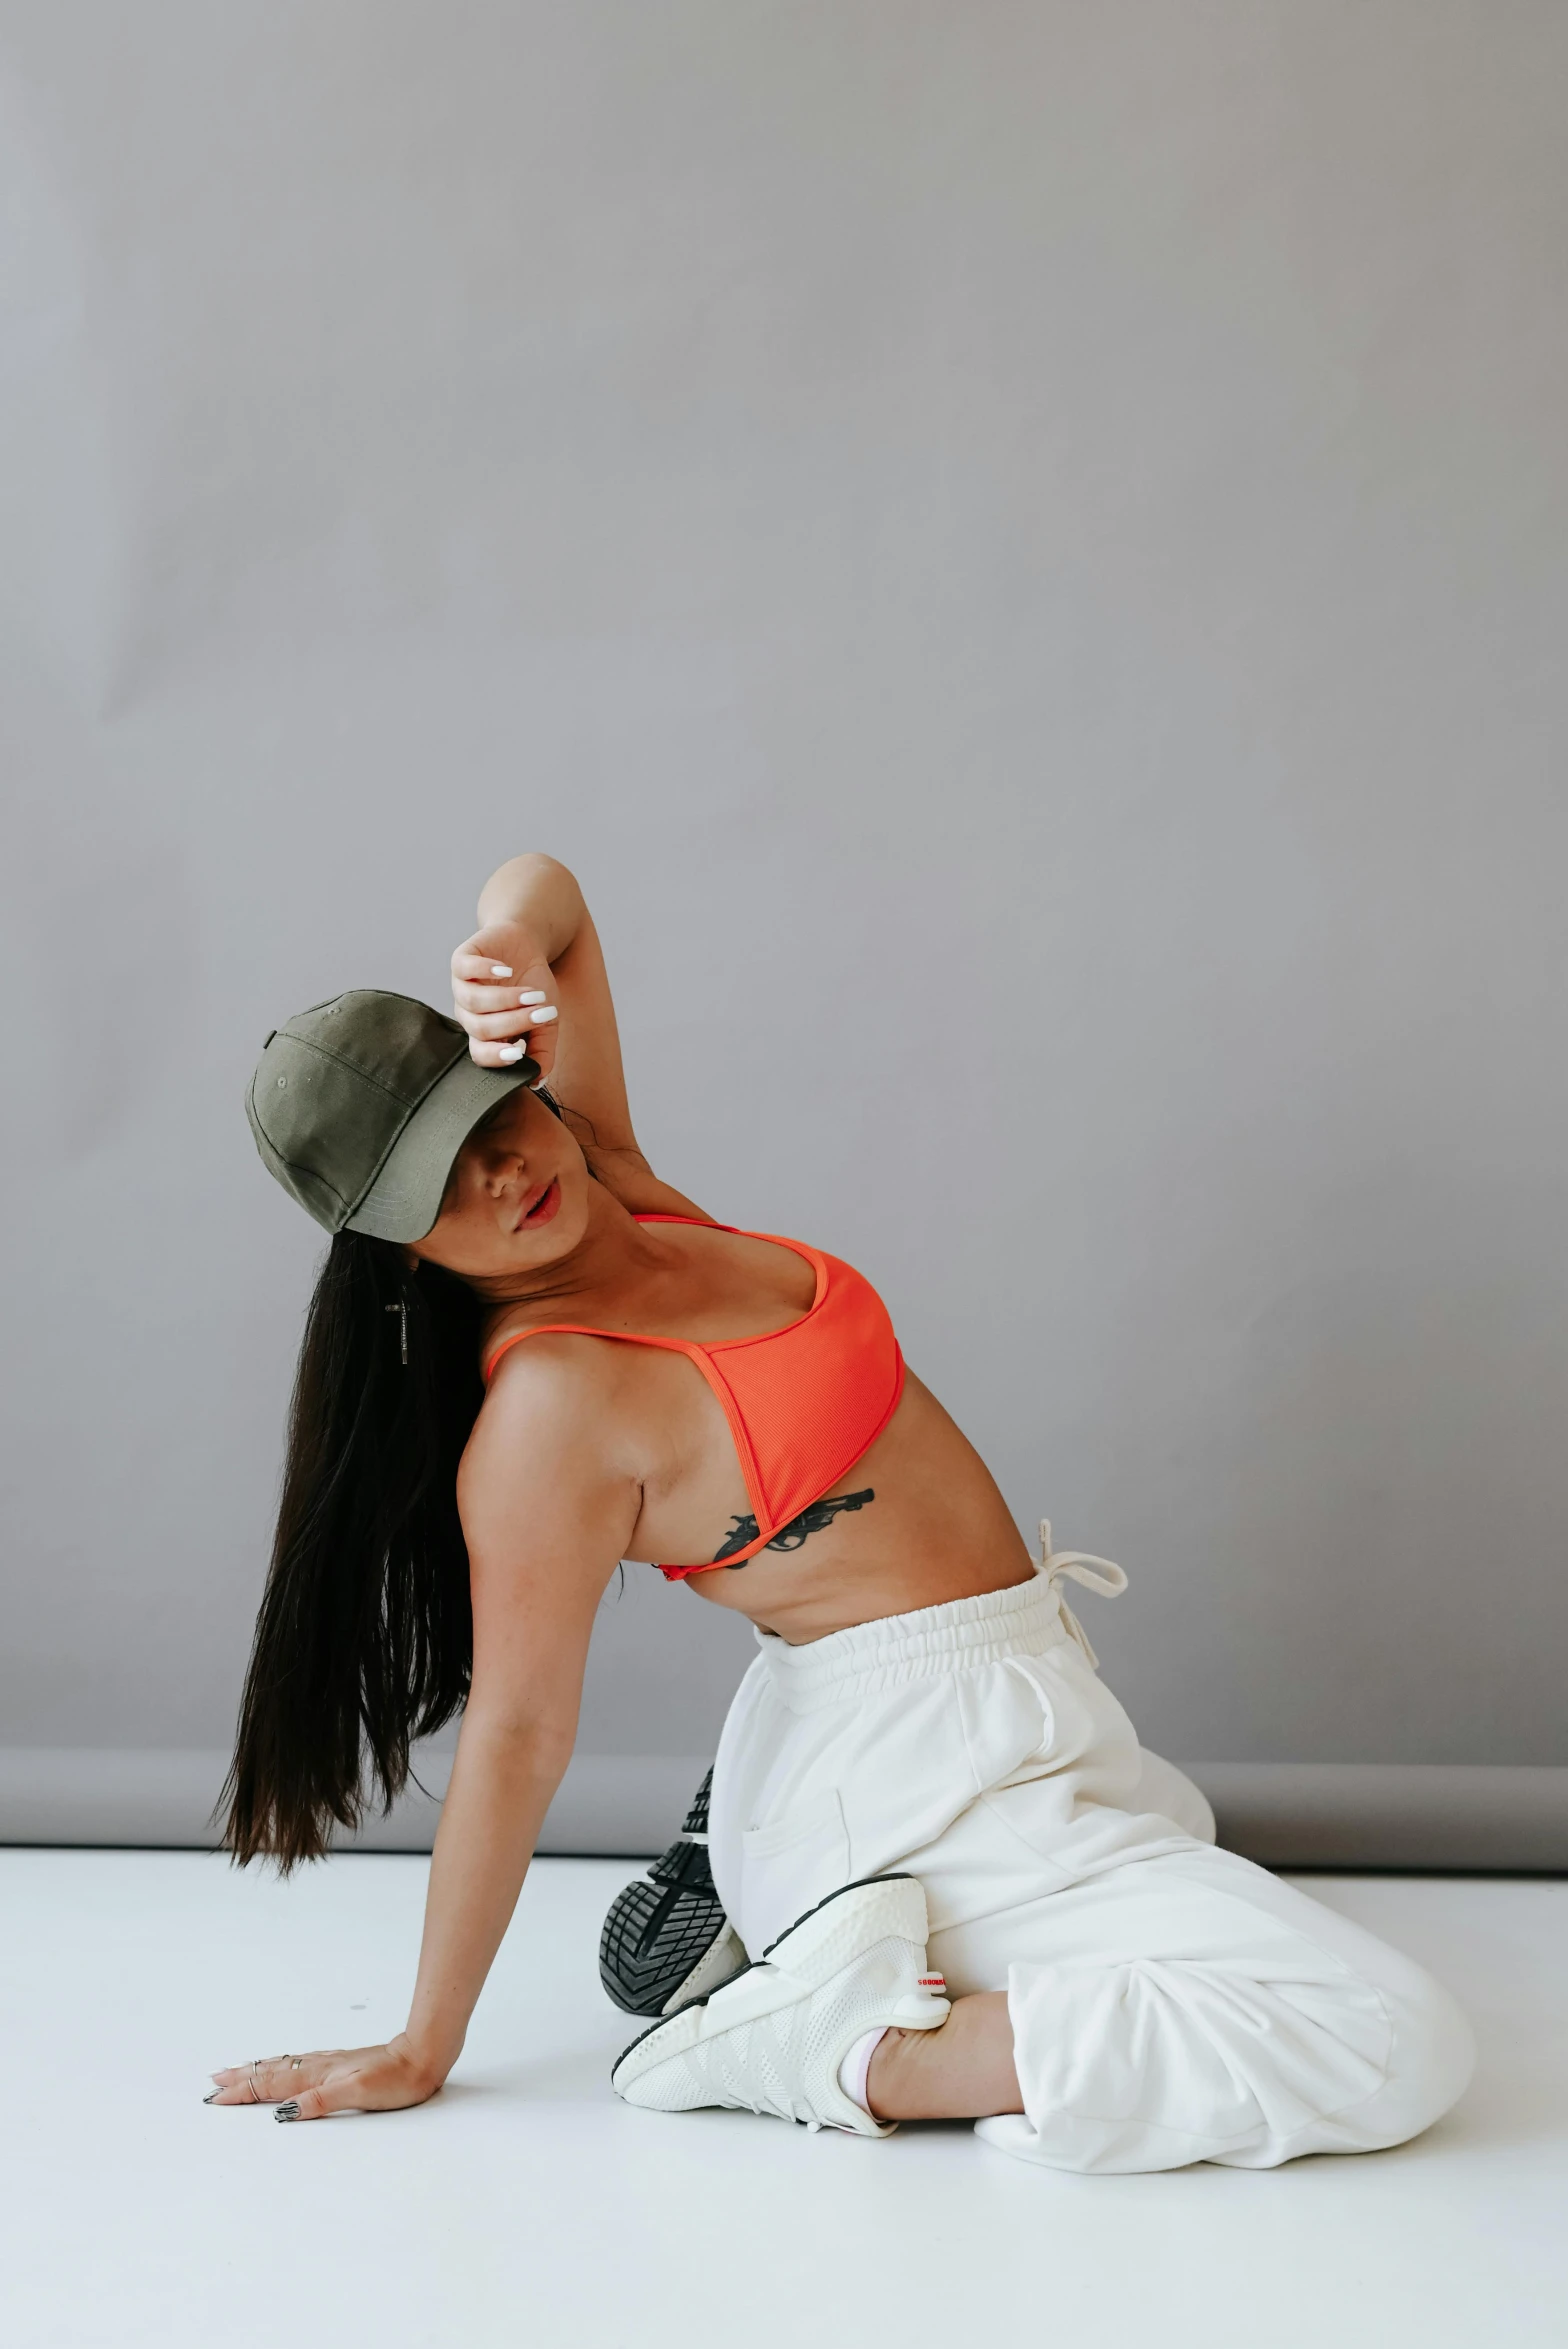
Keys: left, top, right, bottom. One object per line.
{"left": 452, "top": 854, "right": 628, "bottom": 1126}
{"left": 450, "top": 853, "right": 707, "bottom": 1220}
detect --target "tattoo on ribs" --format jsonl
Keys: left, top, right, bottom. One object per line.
{"left": 712, "top": 1487, "right": 876, "bottom": 1566}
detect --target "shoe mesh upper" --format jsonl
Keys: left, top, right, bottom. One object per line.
{"left": 621, "top": 1923, "right": 946, "bottom": 2132}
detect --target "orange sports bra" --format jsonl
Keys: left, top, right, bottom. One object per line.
{"left": 480, "top": 1216, "right": 905, "bottom": 1579}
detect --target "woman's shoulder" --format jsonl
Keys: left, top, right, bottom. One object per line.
{"left": 456, "top": 1330, "right": 648, "bottom": 1559}
{"left": 478, "top": 1313, "right": 622, "bottom": 1391}
{"left": 462, "top": 1323, "right": 643, "bottom": 1489}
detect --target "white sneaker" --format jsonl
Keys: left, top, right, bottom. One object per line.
{"left": 611, "top": 1875, "right": 949, "bottom": 2137}
{"left": 663, "top": 1919, "right": 747, "bottom": 2013}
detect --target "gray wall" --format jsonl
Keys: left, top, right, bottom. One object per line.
{"left": 3, "top": 3, "right": 1566, "bottom": 1834}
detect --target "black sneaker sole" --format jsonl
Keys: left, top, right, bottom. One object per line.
{"left": 599, "top": 1767, "right": 731, "bottom": 2017}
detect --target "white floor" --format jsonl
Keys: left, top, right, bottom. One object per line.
{"left": 2, "top": 1854, "right": 1565, "bottom": 2349}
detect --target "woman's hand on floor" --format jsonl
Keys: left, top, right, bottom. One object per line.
{"left": 205, "top": 2033, "right": 445, "bottom": 2122}
{"left": 450, "top": 919, "right": 560, "bottom": 1080}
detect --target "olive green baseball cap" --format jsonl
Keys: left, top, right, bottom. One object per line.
{"left": 246, "top": 989, "right": 539, "bottom": 1242}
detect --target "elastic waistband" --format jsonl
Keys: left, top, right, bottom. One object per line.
{"left": 753, "top": 1572, "right": 1073, "bottom": 1711}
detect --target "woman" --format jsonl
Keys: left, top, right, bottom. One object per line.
{"left": 209, "top": 853, "right": 1473, "bottom": 2170}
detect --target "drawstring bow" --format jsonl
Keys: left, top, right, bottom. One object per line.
{"left": 1034, "top": 1518, "right": 1128, "bottom": 1670}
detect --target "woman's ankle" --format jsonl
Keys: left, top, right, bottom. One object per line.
{"left": 865, "top": 1993, "right": 1024, "bottom": 2122}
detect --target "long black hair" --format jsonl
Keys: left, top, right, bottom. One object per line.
{"left": 221, "top": 1088, "right": 569, "bottom": 1868}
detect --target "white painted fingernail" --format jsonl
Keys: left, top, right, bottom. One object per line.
{"left": 497, "top": 1044, "right": 526, "bottom": 1063}
{"left": 518, "top": 990, "right": 547, "bottom": 1005}
{"left": 528, "top": 1005, "right": 558, "bottom": 1025}
{"left": 490, "top": 963, "right": 513, "bottom": 978}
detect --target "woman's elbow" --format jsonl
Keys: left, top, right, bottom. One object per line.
{"left": 460, "top": 1707, "right": 576, "bottom": 1784}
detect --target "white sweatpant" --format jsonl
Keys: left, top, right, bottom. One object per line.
{"left": 707, "top": 1569, "right": 1474, "bottom": 2173}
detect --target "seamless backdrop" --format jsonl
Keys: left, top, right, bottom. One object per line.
{"left": 2, "top": 2, "right": 1566, "bottom": 1857}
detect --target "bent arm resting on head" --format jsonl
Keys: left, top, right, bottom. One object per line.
{"left": 207, "top": 1351, "right": 640, "bottom": 2120}
{"left": 451, "top": 852, "right": 709, "bottom": 1220}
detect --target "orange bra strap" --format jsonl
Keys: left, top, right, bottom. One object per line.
{"left": 478, "top": 1221, "right": 742, "bottom": 1381}
{"left": 482, "top": 1320, "right": 685, "bottom": 1384}
{"left": 633, "top": 1213, "right": 736, "bottom": 1231}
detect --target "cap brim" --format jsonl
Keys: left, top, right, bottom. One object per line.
{"left": 346, "top": 1051, "right": 540, "bottom": 1242}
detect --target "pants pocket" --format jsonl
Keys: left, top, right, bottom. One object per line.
{"left": 738, "top": 1787, "right": 852, "bottom": 1957}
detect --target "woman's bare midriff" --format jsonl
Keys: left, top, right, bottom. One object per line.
{"left": 636, "top": 1366, "right": 1037, "bottom": 1646}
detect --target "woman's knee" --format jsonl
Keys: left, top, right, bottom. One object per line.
{"left": 1354, "top": 1964, "right": 1475, "bottom": 2150}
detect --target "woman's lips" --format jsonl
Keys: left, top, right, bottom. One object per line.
{"left": 516, "top": 1175, "right": 561, "bottom": 1231}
